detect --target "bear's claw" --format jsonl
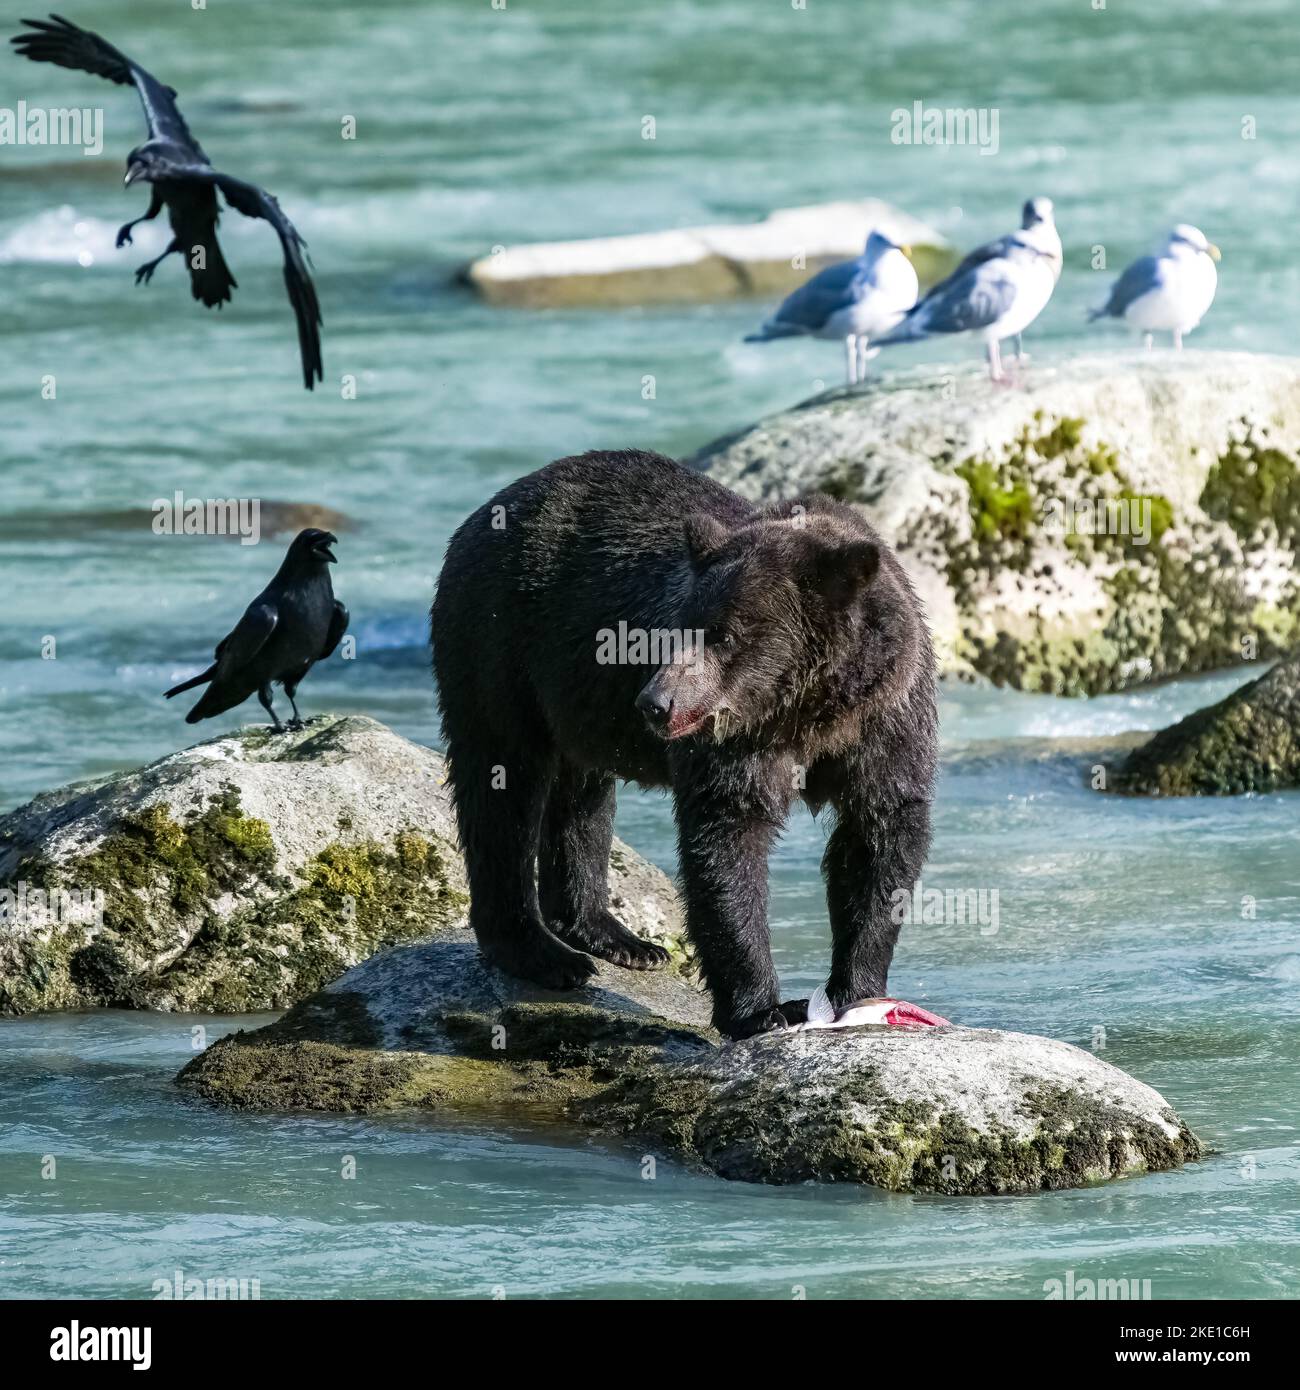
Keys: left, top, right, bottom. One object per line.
{"left": 550, "top": 910, "right": 671, "bottom": 972}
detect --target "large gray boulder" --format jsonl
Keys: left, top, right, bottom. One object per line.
{"left": 0, "top": 716, "right": 684, "bottom": 1015}
{"left": 179, "top": 931, "right": 1202, "bottom": 1195}
{"left": 693, "top": 351, "right": 1300, "bottom": 696}
{"left": 1109, "top": 653, "right": 1300, "bottom": 795}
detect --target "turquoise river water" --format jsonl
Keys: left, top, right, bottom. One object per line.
{"left": 1, "top": 0, "right": 1297, "bottom": 1298}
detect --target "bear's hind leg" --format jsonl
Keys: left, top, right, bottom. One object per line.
{"left": 539, "top": 764, "right": 670, "bottom": 971}
{"left": 447, "top": 742, "right": 598, "bottom": 991}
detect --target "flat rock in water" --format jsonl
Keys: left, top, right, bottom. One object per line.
{"left": 179, "top": 932, "right": 1202, "bottom": 1195}
{"left": 461, "top": 199, "right": 956, "bottom": 308}
{"left": 0, "top": 716, "right": 683, "bottom": 1015}
{"left": 1108, "top": 653, "right": 1300, "bottom": 795}
{"left": 692, "top": 351, "right": 1300, "bottom": 697}
{"left": 0, "top": 500, "right": 355, "bottom": 543}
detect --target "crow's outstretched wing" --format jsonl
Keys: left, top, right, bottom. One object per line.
{"left": 11, "top": 14, "right": 205, "bottom": 155}
{"left": 319, "top": 601, "right": 349, "bottom": 660}
{"left": 163, "top": 169, "right": 322, "bottom": 389}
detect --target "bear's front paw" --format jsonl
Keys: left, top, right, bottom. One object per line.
{"left": 724, "top": 1006, "right": 789, "bottom": 1040}
{"left": 777, "top": 998, "right": 809, "bottom": 1025}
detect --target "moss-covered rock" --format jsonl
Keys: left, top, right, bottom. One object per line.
{"left": 0, "top": 716, "right": 684, "bottom": 1015}
{"left": 693, "top": 352, "right": 1300, "bottom": 695}
{"left": 178, "top": 932, "right": 1202, "bottom": 1195}
{"left": 578, "top": 1028, "right": 1203, "bottom": 1193}
{"left": 1107, "top": 654, "right": 1300, "bottom": 795}
{"left": 178, "top": 930, "right": 714, "bottom": 1115}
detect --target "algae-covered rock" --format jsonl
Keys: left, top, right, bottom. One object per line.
{"left": 1109, "top": 654, "right": 1300, "bottom": 795}
{"left": 0, "top": 715, "right": 683, "bottom": 1015}
{"left": 177, "top": 929, "right": 713, "bottom": 1113}
{"left": 179, "top": 933, "right": 1201, "bottom": 1195}
{"left": 580, "top": 1027, "right": 1202, "bottom": 1193}
{"left": 693, "top": 351, "right": 1300, "bottom": 695}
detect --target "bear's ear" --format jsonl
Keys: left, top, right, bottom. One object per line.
{"left": 682, "top": 514, "right": 729, "bottom": 572}
{"left": 813, "top": 539, "right": 879, "bottom": 607}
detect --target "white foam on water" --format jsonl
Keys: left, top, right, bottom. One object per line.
{"left": 0, "top": 204, "right": 167, "bottom": 266}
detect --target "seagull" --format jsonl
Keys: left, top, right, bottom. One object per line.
{"left": 874, "top": 197, "right": 1062, "bottom": 382}
{"left": 745, "top": 230, "right": 919, "bottom": 384}
{"left": 1088, "top": 224, "right": 1220, "bottom": 350}
{"left": 10, "top": 14, "right": 323, "bottom": 389}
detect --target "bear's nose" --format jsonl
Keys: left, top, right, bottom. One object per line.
{"left": 635, "top": 686, "right": 673, "bottom": 729}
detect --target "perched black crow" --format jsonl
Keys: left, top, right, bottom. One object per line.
{"left": 165, "top": 529, "right": 349, "bottom": 731}
{"left": 11, "top": 13, "right": 323, "bottom": 389}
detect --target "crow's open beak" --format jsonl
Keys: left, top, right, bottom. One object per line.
{"left": 314, "top": 533, "right": 338, "bottom": 563}
{"left": 124, "top": 161, "right": 146, "bottom": 186}
{"left": 1208, "top": 243, "right": 1222, "bottom": 262}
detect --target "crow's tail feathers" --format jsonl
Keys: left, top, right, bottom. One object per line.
{"left": 186, "top": 233, "right": 237, "bottom": 309}
{"left": 164, "top": 664, "right": 215, "bottom": 698}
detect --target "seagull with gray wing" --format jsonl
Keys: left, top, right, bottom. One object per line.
{"left": 1088, "top": 224, "right": 1220, "bottom": 349}
{"left": 874, "top": 197, "right": 1062, "bottom": 382}
{"left": 746, "top": 230, "right": 919, "bottom": 384}
{"left": 11, "top": 14, "right": 322, "bottom": 389}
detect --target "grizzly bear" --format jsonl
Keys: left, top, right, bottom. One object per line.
{"left": 431, "top": 450, "right": 937, "bottom": 1040}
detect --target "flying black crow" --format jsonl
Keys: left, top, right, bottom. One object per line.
{"left": 11, "top": 13, "right": 323, "bottom": 389}
{"left": 165, "top": 529, "right": 349, "bottom": 731}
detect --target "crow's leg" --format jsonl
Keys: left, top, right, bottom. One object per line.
{"left": 117, "top": 189, "right": 163, "bottom": 249}
{"left": 257, "top": 683, "right": 285, "bottom": 733}
{"left": 135, "top": 238, "right": 181, "bottom": 285}
{"left": 284, "top": 684, "right": 304, "bottom": 731}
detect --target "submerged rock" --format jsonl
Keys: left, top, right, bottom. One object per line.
{"left": 693, "top": 351, "right": 1300, "bottom": 696}
{"left": 0, "top": 716, "right": 683, "bottom": 1015}
{"left": 461, "top": 200, "right": 955, "bottom": 308}
{"left": 0, "top": 499, "right": 355, "bottom": 543}
{"left": 179, "top": 933, "right": 1202, "bottom": 1195}
{"left": 1109, "top": 654, "right": 1300, "bottom": 795}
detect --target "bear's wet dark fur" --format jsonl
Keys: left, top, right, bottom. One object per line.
{"left": 431, "top": 450, "right": 937, "bottom": 1039}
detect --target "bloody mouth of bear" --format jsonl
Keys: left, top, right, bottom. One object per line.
{"left": 664, "top": 702, "right": 715, "bottom": 739}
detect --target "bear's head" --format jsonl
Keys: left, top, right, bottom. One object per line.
{"left": 635, "top": 505, "right": 899, "bottom": 743}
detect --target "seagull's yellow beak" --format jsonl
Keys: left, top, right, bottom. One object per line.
{"left": 899, "top": 243, "right": 914, "bottom": 262}
{"left": 1208, "top": 243, "right": 1222, "bottom": 261}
